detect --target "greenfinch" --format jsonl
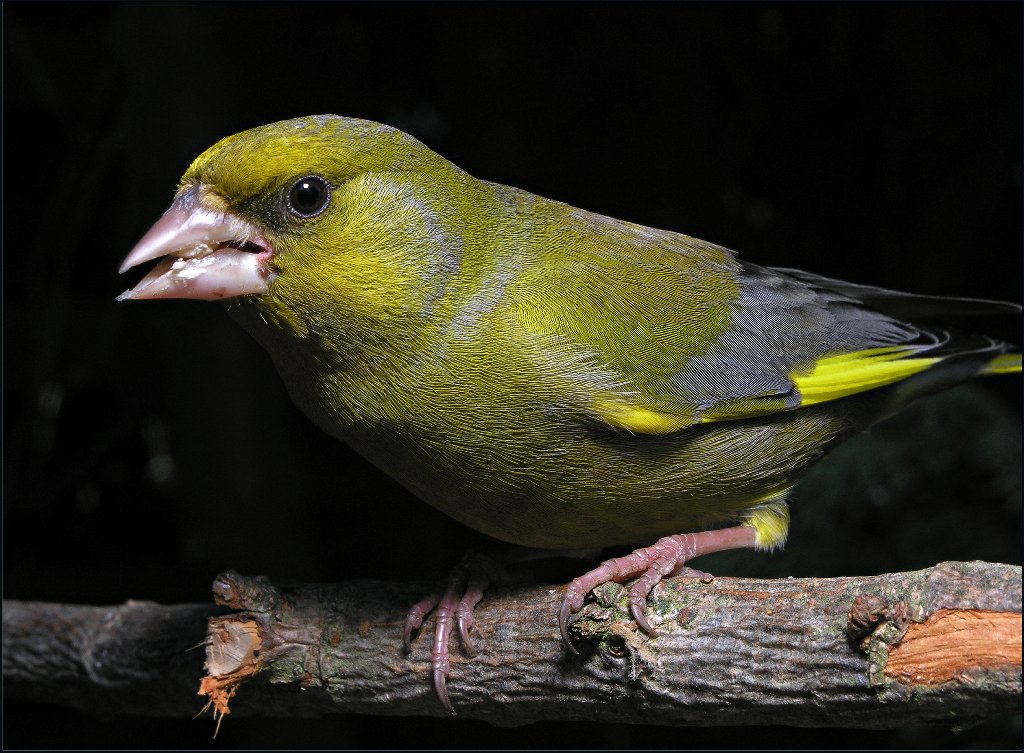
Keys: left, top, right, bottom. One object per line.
{"left": 118, "top": 115, "right": 1021, "bottom": 712}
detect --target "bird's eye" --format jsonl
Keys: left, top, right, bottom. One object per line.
{"left": 286, "top": 176, "right": 331, "bottom": 218}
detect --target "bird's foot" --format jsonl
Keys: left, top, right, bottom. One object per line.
{"left": 403, "top": 549, "right": 495, "bottom": 714}
{"left": 558, "top": 525, "right": 757, "bottom": 652}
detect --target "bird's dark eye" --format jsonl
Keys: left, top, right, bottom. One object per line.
{"left": 286, "top": 176, "right": 331, "bottom": 218}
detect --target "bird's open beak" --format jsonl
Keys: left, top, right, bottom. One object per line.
{"left": 117, "top": 188, "right": 275, "bottom": 301}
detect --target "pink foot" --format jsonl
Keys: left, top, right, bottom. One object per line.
{"left": 559, "top": 525, "right": 757, "bottom": 653}
{"left": 403, "top": 552, "right": 491, "bottom": 714}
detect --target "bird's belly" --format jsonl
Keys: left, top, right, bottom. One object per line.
{"left": 343, "top": 407, "right": 849, "bottom": 550}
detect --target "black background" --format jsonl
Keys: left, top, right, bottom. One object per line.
{"left": 4, "top": 3, "right": 1021, "bottom": 749}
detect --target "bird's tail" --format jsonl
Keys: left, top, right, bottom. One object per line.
{"left": 982, "top": 352, "right": 1023, "bottom": 376}
{"left": 878, "top": 341, "right": 1020, "bottom": 422}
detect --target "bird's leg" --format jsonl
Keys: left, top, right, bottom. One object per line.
{"left": 558, "top": 525, "right": 758, "bottom": 652}
{"left": 403, "top": 549, "right": 497, "bottom": 714}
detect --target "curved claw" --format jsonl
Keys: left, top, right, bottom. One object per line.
{"left": 558, "top": 598, "right": 579, "bottom": 655}
{"left": 457, "top": 611, "right": 477, "bottom": 657}
{"left": 630, "top": 595, "right": 658, "bottom": 636}
{"left": 433, "top": 668, "right": 454, "bottom": 715}
{"left": 403, "top": 616, "right": 417, "bottom": 653}
{"left": 456, "top": 570, "right": 488, "bottom": 657}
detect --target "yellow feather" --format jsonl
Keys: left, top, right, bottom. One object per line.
{"left": 741, "top": 493, "right": 791, "bottom": 550}
{"left": 592, "top": 400, "right": 695, "bottom": 434}
{"left": 984, "top": 353, "right": 1022, "bottom": 375}
{"left": 793, "top": 347, "right": 940, "bottom": 406}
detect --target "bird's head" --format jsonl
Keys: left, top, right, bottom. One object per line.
{"left": 119, "top": 115, "right": 471, "bottom": 351}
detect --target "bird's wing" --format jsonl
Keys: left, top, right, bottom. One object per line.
{"left": 508, "top": 209, "right": 1007, "bottom": 433}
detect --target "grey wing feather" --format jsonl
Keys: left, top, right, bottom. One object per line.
{"left": 673, "top": 263, "right": 928, "bottom": 410}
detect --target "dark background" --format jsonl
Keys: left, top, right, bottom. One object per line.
{"left": 4, "top": 2, "right": 1021, "bottom": 749}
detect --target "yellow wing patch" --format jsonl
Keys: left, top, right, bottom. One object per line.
{"left": 592, "top": 345, "right": 948, "bottom": 435}
{"left": 592, "top": 400, "right": 696, "bottom": 434}
{"left": 791, "top": 346, "right": 940, "bottom": 406}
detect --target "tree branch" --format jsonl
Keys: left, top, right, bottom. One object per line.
{"left": 4, "top": 561, "right": 1020, "bottom": 728}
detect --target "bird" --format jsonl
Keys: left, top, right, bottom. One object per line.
{"left": 118, "top": 115, "right": 1021, "bottom": 712}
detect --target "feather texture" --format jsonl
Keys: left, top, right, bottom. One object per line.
{"left": 124, "top": 115, "right": 1020, "bottom": 550}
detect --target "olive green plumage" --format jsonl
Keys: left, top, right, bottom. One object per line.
{"left": 179, "top": 115, "right": 1020, "bottom": 550}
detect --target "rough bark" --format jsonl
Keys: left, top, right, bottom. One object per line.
{"left": 3, "top": 561, "right": 1020, "bottom": 728}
